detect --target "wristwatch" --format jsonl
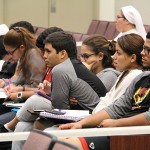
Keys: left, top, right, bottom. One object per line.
{"left": 17, "top": 92, "right": 22, "bottom": 99}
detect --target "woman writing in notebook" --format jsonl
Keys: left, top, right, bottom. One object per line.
{"left": 0, "top": 27, "right": 63, "bottom": 129}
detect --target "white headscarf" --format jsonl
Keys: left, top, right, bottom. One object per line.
{"left": 121, "top": 5, "right": 146, "bottom": 40}
{"left": 0, "top": 24, "right": 9, "bottom": 36}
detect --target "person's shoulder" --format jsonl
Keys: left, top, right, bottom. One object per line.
{"left": 100, "top": 68, "right": 120, "bottom": 76}
{"left": 128, "top": 69, "right": 143, "bottom": 75}
{"left": 136, "top": 71, "right": 150, "bottom": 78}
{"left": 52, "top": 59, "right": 72, "bottom": 73}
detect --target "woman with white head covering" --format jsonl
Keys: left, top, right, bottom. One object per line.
{"left": 114, "top": 5, "right": 146, "bottom": 41}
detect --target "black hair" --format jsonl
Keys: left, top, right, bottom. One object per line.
{"left": 146, "top": 31, "right": 150, "bottom": 39}
{"left": 44, "top": 31, "right": 77, "bottom": 58}
{"left": 9, "top": 21, "right": 35, "bottom": 34}
{"left": 0, "top": 35, "right": 8, "bottom": 59}
{"left": 36, "top": 27, "right": 63, "bottom": 49}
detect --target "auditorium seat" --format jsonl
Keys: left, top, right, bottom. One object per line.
{"left": 33, "top": 26, "right": 38, "bottom": 33}
{"left": 95, "top": 20, "right": 109, "bottom": 35}
{"left": 35, "top": 27, "right": 46, "bottom": 37}
{"left": 72, "top": 33, "right": 82, "bottom": 41}
{"left": 86, "top": 20, "right": 100, "bottom": 35}
{"left": 104, "top": 22, "right": 116, "bottom": 40}
{"left": 144, "top": 25, "right": 150, "bottom": 33}
{"left": 80, "top": 34, "right": 89, "bottom": 41}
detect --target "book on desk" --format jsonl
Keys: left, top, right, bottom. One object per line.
{"left": 39, "top": 109, "right": 90, "bottom": 122}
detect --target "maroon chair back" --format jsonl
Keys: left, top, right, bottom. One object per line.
{"left": 52, "top": 140, "right": 79, "bottom": 150}
{"left": 104, "top": 22, "right": 116, "bottom": 40}
{"left": 35, "top": 27, "right": 46, "bottom": 37}
{"left": 87, "top": 20, "right": 100, "bottom": 35}
{"left": 95, "top": 20, "right": 109, "bottom": 35}
{"left": 22, "top": 129, "right": 57, "bottom": 150}
{"left": 80, "top": 34, "right": 90, "bottom": 41}
{"left": 72, "top": 33, "right": 82, "bottom": 41}
{"left": 144, "top": 25, "right": 150, "bottom": 33}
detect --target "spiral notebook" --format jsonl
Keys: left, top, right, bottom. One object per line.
{"left": 39, "top": 109, "right": 90, "bottom": 122}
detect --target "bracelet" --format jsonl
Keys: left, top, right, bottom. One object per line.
{"left": 22, "top": 85, "right": 25, "bottom": 91}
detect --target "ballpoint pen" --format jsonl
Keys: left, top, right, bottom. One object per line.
{"left": 8, "top": 79, "right": 11, "bottom": 92}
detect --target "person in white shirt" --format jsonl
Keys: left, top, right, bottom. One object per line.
{"left": 114, "top": 5, "right": 146, "bottom": 41}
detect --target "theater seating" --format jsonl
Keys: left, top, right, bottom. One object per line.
{"left": 34, "top": 20, "right": 150, "bottom": 41}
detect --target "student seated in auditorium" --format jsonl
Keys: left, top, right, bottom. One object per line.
{"left": 114, "top": 5, "right": 146, "bottom": 41}
{"left": 11, "top": 33, "right": 144, "bottom": 150}
{"left": 4, "top": 33, "right": 144, "bottom": 136}
{"left": 3, "top": 31, "right": 107, "bottom": 149}
{"left": 68, "top": 33, "right": 143, "bottom": 114}
{"left": 0, "top": 21, "right": 36, "bottom": 80}
{"left": 0, "top": 27, "right": 63, "bottom": 126}
{"left": 0, "top": 27, "right": 46, "bottom": 115}
{"left": 79, "top": 35, "right": 120, "bottom": 92}
{"left": 57, "top": 32, "right": 150, "bottom": 150}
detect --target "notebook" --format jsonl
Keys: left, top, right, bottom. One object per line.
{"left": 39, "top": 109, "right": 90, "bottom": 122}
{"left": 3, "top": 101, "right": 24, "bottom": 108}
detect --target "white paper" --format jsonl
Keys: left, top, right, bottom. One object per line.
{"left": 0, "top": 88, "right": 7, "bottom": 98}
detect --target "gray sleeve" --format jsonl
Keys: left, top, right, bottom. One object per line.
{"left": 143, "top": 109, "right": 150, "bottom": 123}
{"left": 51, "top": 69, "right": 71, "bottom": 109}
{"left": 104, "top": 73, "right": 145, "bottom": 119}
{"left": 98, "top": 71, "right": 118, "bottom": 91}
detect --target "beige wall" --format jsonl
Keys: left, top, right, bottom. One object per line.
{"left": 0, "top": 0, "right": 4, "bottom": 23}
{"left": 0, "top": 0, "right": 150, "bottom": 33}
{"left": 3, "top": 0, "right": 49, "bottom": 28}
{"left": 99, "top": 0, "right": 115, "bottom": 21}
{"left": 49, "top": 0, "right": 94, "bottom": 33}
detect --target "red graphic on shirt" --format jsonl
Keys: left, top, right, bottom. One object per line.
{"left": 132, "top": 87, "right": 150, "bottom": 110}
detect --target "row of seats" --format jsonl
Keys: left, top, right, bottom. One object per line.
{"left": 86, "top": 20, "right": 150, "bottom": 40}
{"left": 86, "top": 20, "right": 119, "bottom": 40}
{"left": 34, "top": 20, "right": 150, "bottom": 41}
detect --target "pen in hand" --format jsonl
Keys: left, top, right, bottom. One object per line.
{"left": 8, "top": 79, "right": 11, "bottom": 92}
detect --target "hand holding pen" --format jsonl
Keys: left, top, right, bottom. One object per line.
{"left": 38, "top": 80, "right": 51, "bottom": 95}
{"left": 4, "top": 79, "right": 12, "bottom": 95}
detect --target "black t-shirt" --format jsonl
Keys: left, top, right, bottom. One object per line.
{"left": 126, "top": 75, "right": 150, "bottom": 117}
{"left": 0, "top": 61, "right": 17, "bottom": 79}
{"left": 71, "top": 58, "right": 107, "bottom": 97}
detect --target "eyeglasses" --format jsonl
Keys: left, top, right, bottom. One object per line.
{"left": 6, "top": 46, "right": 20, "bottom": 55}
{"left": 116, "top": 16, "right": 125, "bottom": 20}
{"left": 80, "top": 53, "right": 95, "bottom": 59}
{"left": 143, "top": 45, "right": 150, "bottom": 54}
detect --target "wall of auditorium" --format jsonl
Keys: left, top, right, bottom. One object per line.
{"left": 1, "top": 0, "right": 97, "bottom": 33}
{"left": 3, "top": 0, "right": 49, "bottom": 28}
{"left": 0, "top": 0, "right": 150, "bottom": 33}
{"left": 0, "top": 0, "right": 4, "bottom": 23}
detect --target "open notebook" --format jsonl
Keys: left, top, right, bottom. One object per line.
{"left": 40, "top": 109, "right": 90, "bottom": 122}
